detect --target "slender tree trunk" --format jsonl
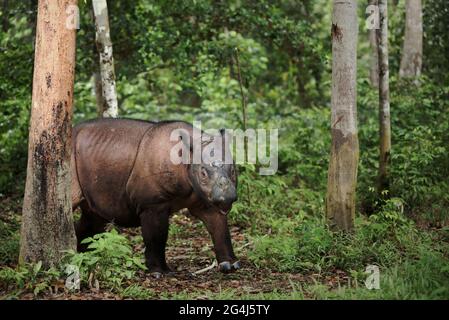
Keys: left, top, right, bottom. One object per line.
{"left": 93, "top": 70, "right": 105, "bottom": 114}
{"left": 20, "top": 0, "right": 78, "bottom": 267}
{"left": 2, "top": 0, "right": 9, "bottom": 32}
{"left": 399, "top": 0, "right": 423, "bottom": 78}
{"left": 295, "top": 48, "right": 310, "bottom": 108}
{"left": 377, "top": 0, "right": 391, "bottom": 194}
{"left": 90, "top": 8, "right": 105, "bottom": 115}
{"left": 92, "top": 0, "right": 118, "bottom": 117}
{"left": 368, "top": 0, "right": 379, "bottom": 88}
{"left": 326, "top": 0, "right": 359, "bottom": 232}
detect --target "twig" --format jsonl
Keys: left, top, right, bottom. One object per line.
{"left": 192, "top": 260, "right": 217, "bottom": 275}
{"left": 236, "top": 241, "right": 253, "bottom": 252}
{"left": 234, "top": 47, "right": 252, "bottom": 208}
{"left": 234, "top": 47, "right": 247, "bottom": 132}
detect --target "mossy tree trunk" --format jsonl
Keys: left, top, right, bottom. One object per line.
{"left": 20, "top": 0, "right": 78, "bottom": 267}
{"left": 377, "top": 0, "right": 391, "bottom": 194}
{"left": 326, "top": 0, "right": 359, "bottom": 232}
{"left": 399, "top": 0, "right": 423, "bottom": 78}
{"left": 92, "top": 0, "right": 118, "bottom": 118}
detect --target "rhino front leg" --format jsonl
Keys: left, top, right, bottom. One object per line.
{"left": 191, "top": 208, "right": 240, "bottom": 273}
{"left": 140, "top": 209, "right": 172, "bottom": 275}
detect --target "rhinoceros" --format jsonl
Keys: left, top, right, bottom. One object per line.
{"left": 71, "top": 118, "right": 240, "bottom": 274}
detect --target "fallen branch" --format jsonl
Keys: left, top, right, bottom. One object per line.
{"left": 192, "top": 260, "right": 217, "bottom": 275}
{"left": 236, "top": 241, "right": 253, "bottom": 252}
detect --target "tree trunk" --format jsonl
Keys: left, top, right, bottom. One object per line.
{"left": 399, "top": 0, "right": 423, "bottom": 78}
{"left": 295, "top": 50, "right": 310, "bottom": 108}
{"left": 2, "top": 0, "right": 9, "bottom": 32}
{"left": 20, "top": 0, "right": 78, "bottom": 267}
{"left": 92, "top": 0, "right": 118, "bottom": 118}
{"left": 368, "top": 0, "right": 379, "bottom": 88}
{"left": 377, "top": 0, "right": 391, "bottom": 194}
{"left": 93, "top": 70, "right": 105, "bottom": 115}
{"left": 326, "top": 0, "right": 359, "bottom": 232}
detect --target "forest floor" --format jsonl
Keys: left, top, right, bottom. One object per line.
{"left": 0, "top": 194, "right": 351, "bottom": 300}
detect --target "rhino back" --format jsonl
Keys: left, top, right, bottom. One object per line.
{"left": 74, "top": 118, "right": 154, "bottom": 225}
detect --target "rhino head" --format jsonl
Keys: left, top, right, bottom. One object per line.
{"left": 188, "top": 129, "right": 237, "bottom": 215}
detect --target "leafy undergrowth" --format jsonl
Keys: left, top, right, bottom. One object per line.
{"left": 1, "top": 204, "right": 448, "bottom": 299}
{"left": 0, "top": 212, "right": 313, "bottom": 300}
{"left": 247, "top": 198, "right": 449, "bottom": 299}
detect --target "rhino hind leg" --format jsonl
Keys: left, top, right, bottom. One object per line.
{"left": 140, "top": 209, "right": 172, "bottom": 275}
{"left": 75, "top": 201, "right": 108, "bottom": 252}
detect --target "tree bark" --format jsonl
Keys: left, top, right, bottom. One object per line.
{"left": 399, "top": 0, "right": 423, "bottom": 78}
{"left": 20, "top": 0, "right": 78, "bottom": 267}
{"left": 92, "top": 0, "right": 118, "bottom": 118}
{"left": 326, "top": 0, "right": 359, "bottom": 232}
{"left": 377, "top": 0, "right": 391, "bottom": 194}
{"left": 368, "top": 0, "right": 379, "bottom": 88}
{"left": 1, "top": 0, "right": 9, "bottom": 32}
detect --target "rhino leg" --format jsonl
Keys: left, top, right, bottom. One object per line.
{"left": 191, "top": 208, "right": 240, "bottom": 273}
{"left": 75, "top": 201, "right": 108, "bottom": 252}
{"left": 140, "top": 209, "right": 172, "bottom": 274}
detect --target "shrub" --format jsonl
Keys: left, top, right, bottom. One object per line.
{"left": 249, "top": 199, "right": 445, "bottom": 277}
{"left": 0, "top": 262, "right": 61, "bottom": 297}
{"left": 64, "top": 229, "right": 146, "bottom": 290}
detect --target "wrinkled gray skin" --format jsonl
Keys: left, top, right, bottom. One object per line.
{"left": 71, "top": 118, "right": 240, "bottom": 275}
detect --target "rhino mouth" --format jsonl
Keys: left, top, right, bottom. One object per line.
{"left": 219, "top": 208, "right": 229, "bottom": 215}
{"left": 216, "top": 203, "right": 232, "bottom": 216}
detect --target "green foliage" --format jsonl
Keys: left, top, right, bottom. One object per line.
{"left": 0, "top": 9, "right": 34, "bottom": 194}
{"left": 248, "top": 198, "right": 449, "bottom": 299}
{"left": 356, "top": 77, "right": 449, "bottom": 221}
{"left": 249, "top": 199, "right": 415, "bottom": 273}
{"left": 64, "top": 229, "right": 146, "bottom": 290}
{"left": 307, "top": 247, "right": 449, "bottom": 300}
{"left": 424, "top": 0, "right": 449, "bottom": 84}
{"left": 0, "top": 262, "right": 61, "bottom": 297}
{"left": 120, "top": 284, "right": 154, "bottom": 300}
{"left": 0, "top": 215, "right": 20, "bottom": 266}
{"left": 0, "top": 228, "right": 147, "bottom": 297}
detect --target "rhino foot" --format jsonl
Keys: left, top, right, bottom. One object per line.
{"left": 150, "top": 271, "right": 176, "bottom": 279}
{"left": 218, "top": 261, "right": 232, "bottom": 273}
{"left": 150, "top": 271, "right": 163, "bottom": 279}
{"left": 218, "top": 260, "right": 241, "bottom": 273}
